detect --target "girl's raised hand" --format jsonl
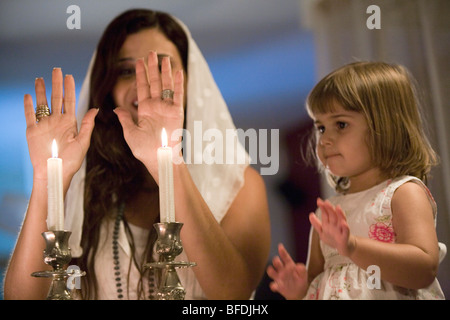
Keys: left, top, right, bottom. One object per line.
{"left": 24, "top": 68, "right": 98, "bottom": 185}
{"left": 114, "top": 51, "right": 184, "bottom": 178}
{"left": 266, "top": 243, "right": 308, "bottom": 300}
{"left": 309, "top": 198, "right": 356, "bottom": 257}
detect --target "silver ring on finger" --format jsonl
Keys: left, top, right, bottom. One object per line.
{"left": 161, "top": 89, "right": 174, "bottom": 100}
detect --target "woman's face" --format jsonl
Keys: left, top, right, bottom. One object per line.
{"left": 113, "top": 28, "right": 186, "bottom": 122}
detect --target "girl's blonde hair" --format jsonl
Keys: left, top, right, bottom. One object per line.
{"left": 306, "top": 61, "right": 438, "bottom": 192}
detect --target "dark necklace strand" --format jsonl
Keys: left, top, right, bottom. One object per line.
{"left": 113, "top": 203, "right": 125, "bottom": 299}
{"left": 113, "top": 203, "right": 156, "bottom": 300}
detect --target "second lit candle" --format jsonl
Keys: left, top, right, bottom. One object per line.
{"left": 157, "top": 128, "right": 175, "bottom": 223}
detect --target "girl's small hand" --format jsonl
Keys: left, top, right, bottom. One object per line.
{"left": 24, "top": 68, "right": 98, "bottom": 185}
{"left": 114, "top": 51, "right": 184, "bottom": 178}
{"left": 266, "top": 243, "right": 308, "bottom": 300}
{"left": 309, "top": 198, "right": 356, "bottom": 257}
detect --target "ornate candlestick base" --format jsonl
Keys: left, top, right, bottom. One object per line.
{"left": 31, "top": 230, "right": 85, "bottom": 300}
{"left": 144, "top": 222, "right": 196, "bottom": 300}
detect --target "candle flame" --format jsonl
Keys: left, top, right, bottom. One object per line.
{"left": 52, "top": 139, "right": 58, "bottom": 158}
{"left": 161, "top": 128, "right": 168, "bottom": 147}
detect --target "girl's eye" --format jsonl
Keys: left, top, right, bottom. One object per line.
{"left": 316, "top": 125, "right": 325, "bottom": 134}
{"left": 337, "top": 121, "right": 348, "bottom": 129}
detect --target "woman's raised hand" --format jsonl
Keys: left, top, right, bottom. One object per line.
{"left": 114, "top": 51, "right": 184, "bottom": 177}
{"left": 24, "top": 68, "right": 98, "bottom": 185}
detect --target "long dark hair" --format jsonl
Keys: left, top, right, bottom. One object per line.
{"left": 73, "top": 9, "right": 188, "bottom": 300}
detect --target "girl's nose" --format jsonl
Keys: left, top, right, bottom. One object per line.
{"left": 319, "top": 131, "right": 333, "bottom": 146}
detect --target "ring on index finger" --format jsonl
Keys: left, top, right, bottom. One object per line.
{"left": 36, "top": 104, "right": 50, "bottom": 122}
{"left": 161, "top": 89, "right": 174, "bottom": 100}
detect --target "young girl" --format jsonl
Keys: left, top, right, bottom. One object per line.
{"left": 267, "top": 61, "right": 445, "bottom": 299}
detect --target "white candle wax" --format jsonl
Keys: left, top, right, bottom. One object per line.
{"left": 47, "top": 139, "right": 64, "bottom": 230}
{"left": 157, "top": 128, "right": 175, "bottom": 223}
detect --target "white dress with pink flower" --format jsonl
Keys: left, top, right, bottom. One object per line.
{"left": 304, "top": 175, "right": 445, "bottom": 300}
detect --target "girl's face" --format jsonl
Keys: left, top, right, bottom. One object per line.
{"left": 113, "top": 28, "right": 186, "bottom": 122}
{"left": 313, "top": 101, "right": 382, "bottom": 192}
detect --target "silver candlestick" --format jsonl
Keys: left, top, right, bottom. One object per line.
{"left": 144, "top": 222, "right": 196, "bottom": 300}
{"left": 31, "top": 230, "right": 85, "bottom": 300}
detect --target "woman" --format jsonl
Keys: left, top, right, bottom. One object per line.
{"left": 4, "top": 9, "right": 271, "bottom": 300}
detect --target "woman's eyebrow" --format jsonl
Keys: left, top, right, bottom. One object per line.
{"left": 117, "top": 57, "right": 135, "bottom": 63}
{"left": 118, "top": 54, "right": 171, "bottom": 63}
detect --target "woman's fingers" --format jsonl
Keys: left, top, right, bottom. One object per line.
{"left": 51, "top": 68, "right": 63, "bottom": 115}
{"left": 33, "top": 71, "right": 76, "bottom": 121}
{"left": 160, "top": 56, "right": 173, "bottom": 92}
{"left": 77, "top": 108, "right": 99, "bottom": 154}
{"left": 137, "top": 51, "right": 183, "bottom": 108}
{"left": 136, "top": 58, "right": 151, "bottom": 104}
{"left": 113, "top": 107, "right": 136, "bottom": 140}
{"left": 29, "top": 69, "right": 86, "bottom": 131}
{"left": 173, "top": 69, "right": 184, "bottom": 107}
{"left": 147, "top": 51, "right": 162, "bottom": 99}
{"left": 34, "top": 78, "right": 48, "bottom": 108}
{"left": 24, "top": 94, "right": 36, "bottom": 127}
{"left": 63, "top": 74, "right": 76, "bottom": 116}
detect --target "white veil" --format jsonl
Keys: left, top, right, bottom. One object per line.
{"left": 64, "top": 14, "right": 249, "bottom": 258}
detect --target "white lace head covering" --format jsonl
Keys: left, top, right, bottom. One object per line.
{"left": 65, "top": 13, "right": 249, "bottom": 257}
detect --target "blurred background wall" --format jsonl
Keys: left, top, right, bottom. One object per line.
{"left": 0, "top": 0, "right": 448, "bottom": 299}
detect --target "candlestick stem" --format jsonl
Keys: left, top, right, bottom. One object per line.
{"left": 144, "top": 222, "right": 196, "bottom": 300}
{"left": 31, "top": 230, "right": 85, "bottom": 300}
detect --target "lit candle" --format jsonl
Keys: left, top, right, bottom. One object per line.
{"left": 47, "top": 139, "right": 64, "bottom": 230}
{"left": 157, "top": 128, "right": 175, "bottom": 223}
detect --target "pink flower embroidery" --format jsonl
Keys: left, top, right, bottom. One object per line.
{"left": 369, "top": 222, "right": 395, "bottom": 243}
